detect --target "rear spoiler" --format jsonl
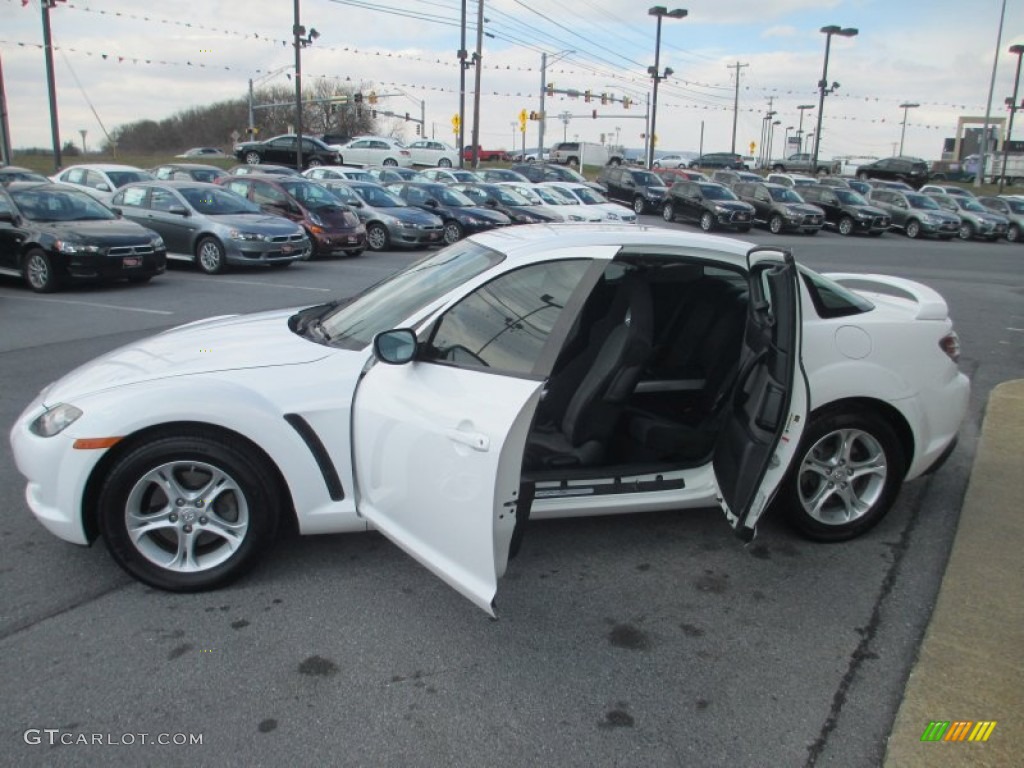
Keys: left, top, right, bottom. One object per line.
{"left": 823, "top": 273, "right": 949, "bottom": 321}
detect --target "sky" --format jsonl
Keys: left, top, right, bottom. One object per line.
{"left": 4, "top": 0, "right": 1024, "bottom": 162}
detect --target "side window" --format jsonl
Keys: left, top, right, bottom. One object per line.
{"left": 150, "top": 188, "right": 180, "bottom": 212}
{"left": 154, "top": 167, "right": 171, "bottom": 180}
{"left": 118, "top": 187, "right": 148, "bottom": 208}
{"left": 65, "top": 169, "right": 86, "bottom": 184}
{"left": 252, "top": 182, "right": 287, "bottom": 206}
{"left": 756, "top": 188, "right": 770, "bottom": 202}
{"left": 225, "top": 180, "right": 251, "bottom": 199}
{"left": 425, "top": 260, "right": 594, "bottom": 374}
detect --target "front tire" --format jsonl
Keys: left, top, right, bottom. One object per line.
{"left": 196, "top": 237, "right": 226, "bottom": 274}
{"left": 24, "top": 249, "right": 59, "bottom": 293}
{"left": 779, "top": 409, "right": 906, "bottom": 542}
{"left": 97, "top": 432, "right": 281, "bottom": 591}
{"left": 438, "top": 158, "right": 452, "bottom": 168}
{"left": 905, "top": 219, "right": 921, "bottom": 239}
{"left": 383, "top": 158, "right": 398, "bottom": 167}
{"left": 769, "top": 215, "right": 784, "bottom": 234}
{"left": 699, "top": 211, "right": 715, "bottom": 232}
{"left": 443, "top": 220, "right": 464, "bottom": 244}
{"left": 306, "top": 158, "right": 323, "bottom": 168}
{"left": 1008, "top": 223, "right": 1021, "bottom": 242}
{"left": 838, "top": 216, "right": 855, "bottom": 236}
{"left": 366, "top": 223, "right": 390, "bottom": 251}
{"left": 958, "top": 222, "right": 974, "bottom": 241}
{"left": 633, "top": 197, "right": 646, "bottom": 215}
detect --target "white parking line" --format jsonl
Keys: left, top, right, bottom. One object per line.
{"left": 0, "top": 294, "right": 174, "bottom": 315}
{"left": 172, "top": 276, "right": 332, "bottom": 292}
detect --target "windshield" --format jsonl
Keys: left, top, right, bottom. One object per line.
{"left": 632, "top": 171, "right": 662, "bottom": 187}
{"left": 835, "top": 189, "right": 868, "bottom": 205}
{"left": 354, "top": 185, "right": 407, "bottom": 208}
{"left": 699, "top": 184, "right": 738, "bottom": 201}
{"left": 490, "top": 187, "right": 530, "bottom": 205}
{"left": 281, "top": 181, "right": 347, "bottom": 209}
{"left": 932, "top": 196, "right": 958, "bottom": 211}
{"left": 320, "top": 240, "right": 505, "bottom": 349}
{"left": 11, "top": 187, "right": 116, "bottom": 221}
{"left": 188, "top": 169, "right": 224, "bottom": 184}
{"left": 179, "top": 186, "right": 259, "bottom": 215}
{"left": 508, "top": 185, "right": 542, "bottom": 204}
{"left": 539, "top": 186, "right": 579, "bottom": 205}
{"left": 553, "top": 166, "right": 588, "bottom": 183}
{"left": 570, "top": 186, "right": 608, "bottom": 204}
{"left": 1004, "top": 198, "right": 1024, "bottom": 213}
{"left": 769, "top": 188, "right": 804, "bottom": 203}
{"left": 907, "top": 194, "right": 940, "bottom": 210}
{"left": 955, "top": 198, "right": 986, "bottom": 213}
{"left": 321, "top": 183, "right": 360, "bottom": 205}
{"left": 434, "top": 187, "right": 475, "bottom": 206}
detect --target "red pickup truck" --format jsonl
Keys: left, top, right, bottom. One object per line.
{"left": 462, "top": 146, "right": 510, "bottom": 162}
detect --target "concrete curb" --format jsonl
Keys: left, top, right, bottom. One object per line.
{"left": 884, "top": 379, "right": 1024, "bottom": 767}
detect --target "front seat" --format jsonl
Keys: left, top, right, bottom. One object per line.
{"left": 526, "top": 275, "right": 654, "bottom": 468}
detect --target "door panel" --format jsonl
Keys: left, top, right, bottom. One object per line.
{"left": 713, "top": 246, "right": 808, "bottom": 540}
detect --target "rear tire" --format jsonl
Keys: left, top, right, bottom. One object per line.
{"left": 244, "top": 151, "right": 261, "bottom": 165}
{"left": 438, "top": 158, "right": 452, "bottom": 168}
{"left": 778, "top": 408, "right": 906, "bottom": 542}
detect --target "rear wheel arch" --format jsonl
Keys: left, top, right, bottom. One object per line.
{"left": 81, "top": 421, "right": 298, "bottom": 545}
{"left": 804, "top": 398, "right": 914, "bottom": 474}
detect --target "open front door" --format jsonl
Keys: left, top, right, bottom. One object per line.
{"left": 713, "top": 246, "right": 809, "bottom": 540}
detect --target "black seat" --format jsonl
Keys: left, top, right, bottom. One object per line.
{"left": 526, "top": 275, "right": 654, "bottom": 468}
{"left": 627, "top": 281, "right": 748, "bottom": 461}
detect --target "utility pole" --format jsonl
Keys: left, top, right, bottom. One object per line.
{"left": 0, "top": 51, "right": 12, "bottom": 165}
{"left": 292, "top": 0, "right": 304, "bottom": 170}
{"left": 41, "top": 0, "right": 62, "bottom": 171}
{"left": 539, "top": 52, "right": 548, "bottom": 160}
{"left": 458, "top": 0, "right": 468, "bottom": 167}
{"left": 977, "top": 0, "right": 1008, "bottom": 187}
{"left": 728, "top": 62, "right": 748, "bottom": 154}
{"left": 469, "top": 0, "right": 484, "bottom": 169}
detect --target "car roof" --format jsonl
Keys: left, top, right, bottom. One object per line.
{"left": 154, "top": 163, "right": 224, "bottom": 171}
{"left": 121, "top": 180, "right": 222, "bottom": 189}
{"left": 469, "top": 224, "right": 752, "bottom": 267}
{"left": 59, "top": 163, "right": 146, "bottom": 172}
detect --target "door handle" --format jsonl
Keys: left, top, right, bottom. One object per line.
{"left": 445, "top": 428, "right": 490, "bottom": 452}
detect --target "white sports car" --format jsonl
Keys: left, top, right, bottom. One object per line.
{"left": 10, "top": 226, "right": 968, "bottom": 615}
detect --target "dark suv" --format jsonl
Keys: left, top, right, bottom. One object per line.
{"left": 597, "top": 167, "right": 669, "bottom": 214}
{"left": 509, "top": 163, "right": 605, "bottom": 192}
{"left": 660, "top": 180, "right": 755, "bottom": 232}
{"left": 855, "top": 156, "right": 930, "bottom": 188}
{"left": 799, "top": 185, "right": 890, "bottom": 236}
{"left": 732, "top": 182, "right": 825, "bottom": 234}
{"left": 867, "top": 188, "right": 960, "bottom": 239}
{"left": 688, "top": 152, "right": 747, "bottom": 170}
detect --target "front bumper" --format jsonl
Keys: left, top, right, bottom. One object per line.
{"left": 225, "top": 237, "right": 310, "bottom": 265}
{"left": 311, "top": 226, "right": 368, "bottom": 256}
{"left": 62, "top": 248, "right": 167, "bottom": 282}
{"left": 390, "top": 222, "right": 444, "bottom": 246}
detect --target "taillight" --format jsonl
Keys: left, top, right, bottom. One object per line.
{"left": 939, "top": 331, "right": 961, "bottom": 363}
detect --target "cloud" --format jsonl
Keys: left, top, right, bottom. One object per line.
{"left": 761, "top": 26, "right": 799, "bottom": 39}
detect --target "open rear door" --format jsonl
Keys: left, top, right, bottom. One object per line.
{"left": 713, "top": 246, "right": 809, "bottom": 540}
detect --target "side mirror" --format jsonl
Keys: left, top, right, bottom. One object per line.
{"left": 373, "top": 329, "right": 418, "bottom": 365}
{"left": 110, "top": 206, "right": 123, "bottom": 217}
{"left": 425, "top": 198, "right": 440, "bottom": 208}
{"left": 95, "top": 183, "right": 111, "bottom": 192}
{"left": 169, "top": 205, "right": 189, "bottom": 216}
{"left": 485, "top": 198, "right": 498, "bottom": 208}
{"left": 0, "top": 210, "right": 15, "bottom": 224}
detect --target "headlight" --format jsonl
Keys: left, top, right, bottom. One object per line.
{"left": 229, "top": 230, "right": 266, "bottom": 241}
{"left": 785, "top": 209, "right": 801, "bottom": 220}
{"left": 606, "top": 212, "right": 621, "bottom": 220}
{"left": 308, "top": 213, "right": 324, "bottom": 227}
{"left": 150, "top": 236, "right": 165, "bottom": 249}
{"left": 54, "top": 240, "right": 101, "bottom": 254}
{"left": 713, "top": 205, "right": 729, "bottom": 213}
{"left": 855, "top": 212, "right": 869, "bottom": 220}
{"left": 568, "top": 214, "right": 585, "bottom": 221}
{"left": 29, "top": 403, "right": 83, "bottom": 437}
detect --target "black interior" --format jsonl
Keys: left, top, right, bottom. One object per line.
{"left": 524, "top": 257, "right": 749, "bottom": 477}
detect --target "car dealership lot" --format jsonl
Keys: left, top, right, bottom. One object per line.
{"left": 1, "top": 226, "right": 1020, "bottom": 767}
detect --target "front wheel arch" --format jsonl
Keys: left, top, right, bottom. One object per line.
{"left": 82, "top": 422, "right": 297, "bottom": 546}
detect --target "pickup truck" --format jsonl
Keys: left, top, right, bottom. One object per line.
{"left": 769, "top": 153, "right": 842, "bottom": 175}
{"left": 462, "top": 146, "right": 510, "bottom": 162}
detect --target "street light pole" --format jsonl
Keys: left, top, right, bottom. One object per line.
{"left": 812, "top": 25, "right": 858, "bottom": 170}
{"left": 898, "top": 102, "right": 919, "bottom": 156}
{"left": 767, "top": 119, "right": 781, "bottom": 166}
{"left": 647, "top": 6, "right": 687, "bottom": 170}
{"left": 796, "top": 104, "right": 814, "bottom": 153}
{"left": 41, "top": 0, "right": 62, "bottom": 170}
{"left": 999, "top": 44, "right": 1024, "bottom": 193}
{"left": 293, "top": 0, "right": 304, "bottom": 170}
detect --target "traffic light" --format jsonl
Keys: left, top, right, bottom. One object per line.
{"left": 354, "top": 92, "right": 364, "bottom": 104}
{"left": 416, "top": 124, "right": 421, "bottom": 136}
{"left": 546, "top": 83, "right": 554, "bottom": 97}
{"left": 601, "top": 92, "right": 609, "bottom": 105}
{"left": 405, "top": 112, "right": 410, "bottom": 121}
{"left": 592, "top": 109, "right": 597, "bottom": 119}
{"left": 368, "top": 91, "right": 378, "bottom": 105}
{"left": 584, "top": 90, "right": 592, "bottom": 103}
{"left": 623, "top": 97, "right": 631, "bottom": 110}
{"left": 371, "top": 109, "right": 377, "bottom": 119}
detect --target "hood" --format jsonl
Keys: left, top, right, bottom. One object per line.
{"left": 307, "top": 205, "right": 360, "bottom": 230}
{"left": 713, "top": 200, "right": 753, "bottom": 211}
{"left": 209, "top": 213, "right": 303, "bottom": 234}
{"left": 452, "top": 206, "right": 511, "bottom": 224}
{"left": 43, "top": 309, "right": 331, "bottom": 404}
{"left": 850, "top": 205, "right": 887, "bottom": 217}
{"left": 43, "top": 219, "right": 159, "bottom": 245}
{"left": 386, "top": 206, "right": 443, "bottom": 225}
{"left": 782, "top": 204, "right": 823, "bottom": 215}
{"left": 643, "top": 186, "right": 669, "bottom": 196}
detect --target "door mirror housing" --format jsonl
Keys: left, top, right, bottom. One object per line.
{"left": 373, "top": 329, "right": 418, "bottom": 365}
{"left": 168, "top": 205, "right": 189, "bottom": 217}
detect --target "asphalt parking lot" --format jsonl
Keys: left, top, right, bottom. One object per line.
{"left": 1, "top": 221, "right": 1021, "bottom": 767}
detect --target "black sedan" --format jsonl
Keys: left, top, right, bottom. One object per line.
{"left": 385, "top": 181, "right": 511, "bottom": 244}
{"left": 451, "top": 182, "right": 562, "bottom": 224}
{"left": 0, "top": 182, "right": 166, "bottom": 292}
{"left": 0, "top": 166, "right": 50, "bottom": 184}
{"left": 232, "top": 134, "right": 341, "bottom": 169}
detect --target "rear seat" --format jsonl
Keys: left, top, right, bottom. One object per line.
{"left": 626, "top": 277, "right": 748, "bottom": 460}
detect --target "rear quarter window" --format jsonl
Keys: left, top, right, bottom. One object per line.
{"left": 800, "top": 269, "right": 874, "bottom": 319}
